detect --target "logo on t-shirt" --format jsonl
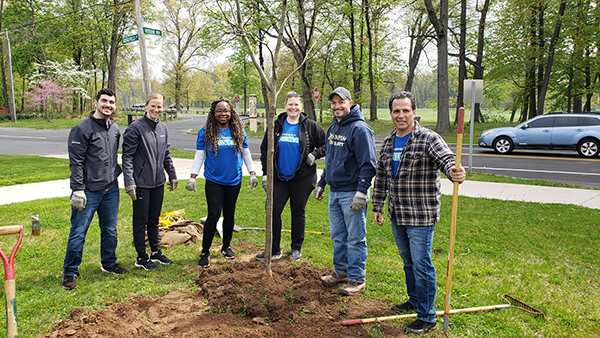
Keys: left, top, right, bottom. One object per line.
{"left": 218, "top": 136, "right": 235, "bottom": 147}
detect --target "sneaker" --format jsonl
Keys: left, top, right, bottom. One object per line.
{"left": 338, "top": 281, "right": 366, "bottom": 296}
{"left": 405, "top": 319, "right": 437, "bottom": 334}
{"left": 320, "top": 273, "right": 348, "bottom": 287}
{"left": 150, "top": 250, "right": 172, "bottom": 265}
{"left": 288, "top": 249, "right": 301, "bottom": 261}
{"left": 198, "top": 252, "right": 210, "bottom": 268}
{"left": 255, "top": 251, "right": 282, "bottom": 261}
{"left": 391, "top": 301, "right": 417, "bottom": 313}
{"left": 135, "top": 256, "right": 158, "bottom": 270}
{"left": 220, "top": 247, "right": 236, "bottom": 260}
{"left": 101, "top": 263, "right": 129, "bottom": 275}
{"left": 62, "top": 275, "right": 77, "bottom": 290}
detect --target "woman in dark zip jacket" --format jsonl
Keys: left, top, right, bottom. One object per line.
{"left": 256, "top": 91, "right": 326, "bottom": 261}
{"left": 122, "top": 92, "right": 177, "bottom": 271}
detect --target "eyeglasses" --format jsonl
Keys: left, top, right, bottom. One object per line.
{"left": 286, "top": 93, "right": 301, "bottom": 98}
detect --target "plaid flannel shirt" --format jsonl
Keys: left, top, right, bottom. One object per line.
{"left": 372, "top": 122, "right": 456, "bottom": 226}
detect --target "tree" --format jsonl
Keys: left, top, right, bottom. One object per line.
{"left": 161, "top": 0, "right": 221, "bottom": 113}
{"left": 24, "top": 78, "right": 72, "bottom": 121}
{"left": 425, "top": 0, "right": 451, "bottom": 133}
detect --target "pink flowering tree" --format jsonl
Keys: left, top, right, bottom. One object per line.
{"left": 24, "top": 78, "right": 73, "bottom": 122}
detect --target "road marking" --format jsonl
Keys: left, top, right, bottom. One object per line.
{"left": 0, "top": 135, "right": 46, "bottom": 140}
{"left": 467, "top": 153, "right": 600, "bottom": 162}
{"left": 473, "top": 166, "right": 600, "bottom": 177}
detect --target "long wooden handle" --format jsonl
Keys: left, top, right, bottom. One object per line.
{"left": 0, "top": 226, "right": 22, "bottom": 237}
{"left": 341, "top": 303, "right": 509, "bottom": 326}
{"left": 443, "top": 107, "right": 465, "bottom": 333}
{"left": 5, "top": 278, "right": 18, "bottom": 337}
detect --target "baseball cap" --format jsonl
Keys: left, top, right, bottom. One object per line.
{"left": 328, "top": 87, "right": 352, "bottom": 101}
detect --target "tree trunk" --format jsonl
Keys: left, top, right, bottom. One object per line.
{"left": 472, "top": 0, "right": 490, "bottom": 123}
{"left": 455, "top": 0, "right": 467, "bottom": 124}
{"left": 425, "top": 0, "right": 450, "bottom": 133}
{"left": 365, "top": 0, "right": 377, "bottom": 121}
{"left": 537, "top": 0, "right": 566, "bottom": 116}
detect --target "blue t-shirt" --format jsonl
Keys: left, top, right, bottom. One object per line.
{"left": 277, "top": 120, "right": 301, "bottom": 179}
{"left": 393, "top": 133, "right": 411, "bottom": 178}
{"left": 196, "top": 127, "right": 249, "bottom": 186}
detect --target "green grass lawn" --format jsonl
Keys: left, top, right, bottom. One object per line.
{"left": 0, "top": 177, "right": 598, "bottom": 337}
{"left": 0, "top": 156, "right": 70, "bottom": 186}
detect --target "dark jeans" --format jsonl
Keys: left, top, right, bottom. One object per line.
{"left": 132, "top": 186, "right": 164, "bottom": 256}
{"left": 270, "top": 173, "right": 316, "bottom": 253}
{"left": 63, "top": 185, "right": 119, "bottom": 276}
{"left": 202, "top": 180, "right": 241, "bottom": 253}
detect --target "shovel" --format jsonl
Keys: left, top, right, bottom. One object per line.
{"left": 0, "top": 225, "right": 23, "bottom": 338}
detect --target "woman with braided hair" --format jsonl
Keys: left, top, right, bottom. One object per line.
{"left": 186, "top": 98, "right": 258, "bottom": 268}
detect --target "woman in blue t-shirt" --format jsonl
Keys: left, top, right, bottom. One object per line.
{"left": 185, "top": 98, "right": 258, "bottom": 268}
{"left": 256, "top": 92, "right": 326, "bottom": 261}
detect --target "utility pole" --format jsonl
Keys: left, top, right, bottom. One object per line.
{"left": 4, "top": 30, "right": 16, "bottom": 122}
{"left": 134, "top": 0, "right": 151, "bottom": 97}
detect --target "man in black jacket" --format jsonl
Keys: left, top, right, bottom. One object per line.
{"left": 62, "top": 88, "right": 128, "bottom": 290}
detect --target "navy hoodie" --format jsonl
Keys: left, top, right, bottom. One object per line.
{"left": 317, "top": 104, "right": 376, "bottom": 193}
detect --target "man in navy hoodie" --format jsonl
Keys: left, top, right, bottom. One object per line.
{"left": 314, "top": 87, "right": 376, "bottom": 296}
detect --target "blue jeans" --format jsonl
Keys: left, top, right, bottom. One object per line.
{"left": 391, "top": 219, "right": 437, "bottom": 323}
{"left": 63, "top": 185, "right": 120, "bottom": 276}
{"left": 328, "top": 190, "right": 368, "bottom": 283}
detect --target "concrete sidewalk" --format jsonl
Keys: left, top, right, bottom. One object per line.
{"left": 1, "top": 156, "right": 600, "bottom": 209}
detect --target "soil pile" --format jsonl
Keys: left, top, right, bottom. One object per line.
{"left": 42, "top": 261, "right": 407, "bottom": 337}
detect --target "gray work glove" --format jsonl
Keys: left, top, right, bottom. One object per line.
{"left": 168, "top": 179, "right": 178, "bottom": 191}
{"left": 350, "top": 191, "right": 367, "bottom": 211}
{"left": 306, "top": 153, "right": 316, "bottom": 166}
{"left": 249, "top": 172, "right": 258, "bottom": 188}
{"left": 125, "top": 185, "right": 137, "bottom": 201}
{"left": 185, "top": 178, "right": 197, "bottom": 192}
{"left": 262, "top": 176, "right": 267, "bottom": 192}
{"left": 70, "top": 190, "right": 87, "bottom": 211}
{"left": 313, "top": 186, "right": 324, "bottom": 200}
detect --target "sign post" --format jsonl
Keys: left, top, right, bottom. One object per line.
{"left": 314, "top": 87, "right": 320, "bottom": 122}
{"left": 463, "top": 79, "right": 484, "bottom": 174}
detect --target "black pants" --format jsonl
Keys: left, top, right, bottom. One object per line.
{"left": 270, "top": 173, "right": 316, "bottom": 253}
{"left": 202, "top": 180, "right": 241, "bottom": 254}
{"left": 132, "top": 186, "right": 164, "bottom": 257}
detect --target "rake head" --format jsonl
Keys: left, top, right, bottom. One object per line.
{"left": 502, "top": 294, "right": 544, "bottom": 316}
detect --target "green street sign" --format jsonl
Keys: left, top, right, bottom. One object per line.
{"left": 123, "top": 34, "right": 139, "bottom": 44}
{"left": 143, "top": 27, "right": 162, "bottom": 36}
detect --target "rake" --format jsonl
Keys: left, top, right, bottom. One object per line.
{"left": 340, "top": 293, "right": 543, "bottom": 326}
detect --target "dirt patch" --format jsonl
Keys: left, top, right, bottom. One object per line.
{"left": 42, "top": 260, "right": 408, "bottom": 337}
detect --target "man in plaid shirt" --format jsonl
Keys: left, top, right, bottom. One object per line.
{"left": 372, "top": 91, "right": 466, "bottom": 334}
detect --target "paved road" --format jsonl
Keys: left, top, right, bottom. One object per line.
{"left": 1, "top": 113, "right": 599, "bottom": 188}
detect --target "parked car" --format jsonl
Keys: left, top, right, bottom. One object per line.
{"left": 168, "top": 103, "right": 184, "bottom": 109}
{"left": 131, "top": 103, "right": 145, "bottom": 109}
{"left": 478, "top": 112, "right": 600, "bottom": 157}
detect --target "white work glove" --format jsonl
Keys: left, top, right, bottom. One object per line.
{"left": 70, "top": 190, "right": 87, "bottom": 211}
{"left": 306, "top": 153, "right": 316, "bottom": 166}
{"left": 168, "top": 179, "right": 178, "bottom": 191}
{"left": 313, "top": 186, "right": 324, "bottom": 200}
{"left": 262, "top": 176, "right": 267, "bottom": 192}
{"left": 185, "top": 178, "right": 197, "bottom": 192}
{"left": 249, "top": 172, "right": 258, "bottom": 188}
{"left": 350, "top": 191, "right": 367, "bottom": 211}
{"left": 125, "top": 185, "right": 137, "bottom": 201}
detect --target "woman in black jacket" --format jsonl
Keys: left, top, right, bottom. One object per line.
{"left": 122, "top": 92, "right": 178, "bottom": 270}
{"left": 256, "top": 92, "right": 326, "bottom": 261}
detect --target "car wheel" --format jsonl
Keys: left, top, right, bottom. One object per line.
{"left": 577, "top": 138, "right": 600, "bottom": 157}
{"left": 493, "top": 137, "right": 514, "bottom": 154}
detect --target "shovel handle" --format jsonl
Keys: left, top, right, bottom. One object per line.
{"left": 0, "top": 226, "right": 22, "bottom": 237}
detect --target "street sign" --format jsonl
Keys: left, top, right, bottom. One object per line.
{"left": 123, "top": 34, "right": 139, "bottom": 44}
{"left": 143, "top": 27, "right": 162, "bottom": 36}
{"left": 313, "top": 87, "right": 319, "bottom": 101}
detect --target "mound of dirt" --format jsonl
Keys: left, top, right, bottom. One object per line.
{"left": 43, "top": 261, "right": 408, "bottom": 337}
